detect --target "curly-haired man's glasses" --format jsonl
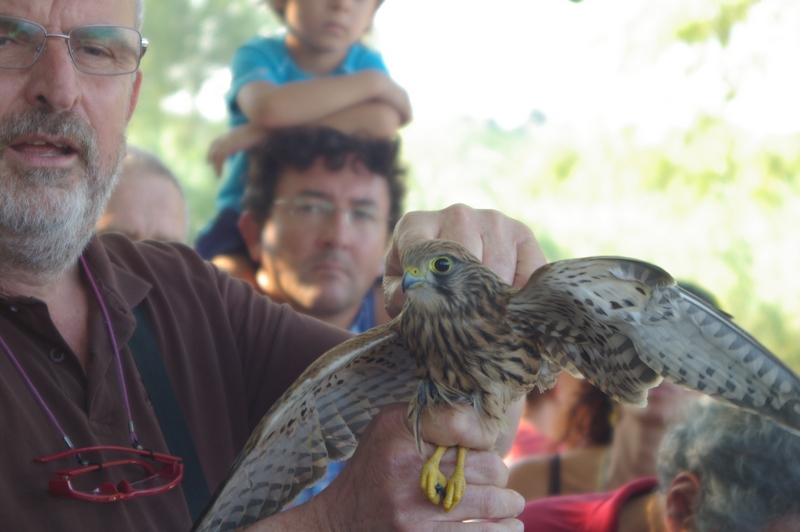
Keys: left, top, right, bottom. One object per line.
{"left": 274, "top": 194, "right": 387, "bottom": 234}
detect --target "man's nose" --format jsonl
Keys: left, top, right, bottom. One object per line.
{"left": 24, "top": 39, "right": 82, "bottom": 113}
{"left": 329, "top": 0, "right": 352, "bottom": 11}
{"left": 318, "top": 209, "right": 354, "bottom": 247}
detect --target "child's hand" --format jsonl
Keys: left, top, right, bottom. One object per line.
{"left": 207, "top": 124, "right": 269, "bottom": 176}
{"left": 379, "top": 78, "right": 412, "bottom": 125}
{"left": 356, "top": 70, "right": 412, "bottom": 126}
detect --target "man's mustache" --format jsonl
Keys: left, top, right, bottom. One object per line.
{"left": 0, "top": 109, "right": 96, "bottom": 163}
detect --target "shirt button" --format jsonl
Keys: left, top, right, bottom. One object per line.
{"left": 49, "top": 349, "right": 65, "bottom": 363}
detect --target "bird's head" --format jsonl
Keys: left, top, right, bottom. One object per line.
{"left": 400, "top": 240, "right": 487, "bottom": 303}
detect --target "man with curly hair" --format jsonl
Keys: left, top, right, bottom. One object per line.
{"left": 236, "top": 126, "right": 406, "bottom": 333}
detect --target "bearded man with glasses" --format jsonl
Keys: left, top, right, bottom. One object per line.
{"left": 0, "top": 0, "right": 541, "bottom": 530}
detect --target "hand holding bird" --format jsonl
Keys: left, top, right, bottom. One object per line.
{"left": 194, "top": 239, "right": 800, "bottom": 531}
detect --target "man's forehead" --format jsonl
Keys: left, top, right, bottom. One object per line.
{"left": 277, "top": 160, "right": 390, "bottom": 202}
{"left": 3, "top": 0, "right": 137, "bottom": 28}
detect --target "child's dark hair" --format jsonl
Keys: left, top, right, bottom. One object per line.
{"left": 243, "top": 126, "right": 406, "bottom": 232}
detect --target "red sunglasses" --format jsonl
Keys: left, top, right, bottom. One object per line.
{"left": 35, "top": 445, "right": 183, "bottom": 502}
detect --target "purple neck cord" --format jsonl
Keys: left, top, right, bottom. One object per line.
{"left": 0, "top": 255, "right": 141, "bottom": 451}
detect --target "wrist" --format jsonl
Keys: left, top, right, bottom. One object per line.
{"left": 359, "top": 69, "right": 388, "bottom": 98}
{"left": 248, "top": 497, "right": 332, "bottom": 531}
{"left": 311, "top": 480, "right": 349, "bottom": 532}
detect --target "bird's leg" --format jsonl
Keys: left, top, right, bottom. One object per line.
{"left": 420, "top": 446, "right": 468, "bottom": 511}
{"left": 420, "top": 445, "right": 449, "bottom": 505}
{"left": 442, "top": 446, "right": 467, "bottom": 512}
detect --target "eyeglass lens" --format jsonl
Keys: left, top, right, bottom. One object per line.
{"left": 0, "top": 16, "right": 145, "bottom": 75}
{"left": 281, "top": 196, "right": 384, "bottom": 229}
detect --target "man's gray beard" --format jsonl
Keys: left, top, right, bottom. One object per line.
{"left": 0, "top": 111, "right": 125, "bottom": 284}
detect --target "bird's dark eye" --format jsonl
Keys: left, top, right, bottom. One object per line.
{"left": 430, "top": 257, "right": 452, "bottom": 274}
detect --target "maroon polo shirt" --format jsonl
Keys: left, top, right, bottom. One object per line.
{"left": 0, "top": 233, "right": 350, "bottom": 531}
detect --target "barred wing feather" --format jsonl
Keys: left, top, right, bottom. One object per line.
{"left": 507, "top": 257, "right": 800, "bottom": 434}
{"left": 192, "top": 323, "right": 419, "bottom": 531}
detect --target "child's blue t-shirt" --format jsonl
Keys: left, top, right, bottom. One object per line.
{"left": 214, "top": 34, "right": 389, "bottom": 213}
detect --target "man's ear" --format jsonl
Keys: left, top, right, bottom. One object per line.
{"left": 126, "top": 70, "right": 143, "bottom": 124}
{"left": 238, "top": 211, "right": 264, "bottom": 263}
{"left": 664, "top": 472, "right": 701, "bottom": 532}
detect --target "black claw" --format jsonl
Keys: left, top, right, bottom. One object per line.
{"left": 435, "top": 484, "right": 446, "bottom": 499}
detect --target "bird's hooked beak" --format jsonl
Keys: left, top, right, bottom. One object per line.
{"left": 402, "top": 266, "right": 425, "bottom": 292}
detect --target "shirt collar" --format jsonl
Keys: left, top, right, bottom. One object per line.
{"left": 83, "top": 234, "right": 152, "bottom": 313}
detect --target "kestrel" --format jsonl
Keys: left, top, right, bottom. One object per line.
{"left": 193, "top": 240, "right": 800, "bottom": 531}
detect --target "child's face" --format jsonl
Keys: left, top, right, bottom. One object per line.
{"left": 284, "top": 0, "right": 380, "bottom": 53}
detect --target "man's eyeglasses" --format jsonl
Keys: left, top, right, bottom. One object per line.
{"left": 0, "top": 15, "right": 148, "bottom": 76}
{"left": 34, "top": 446, "right": 183, "bottom": 502}
{"left": 274, "top": 196, "right": 388, "bottom": 233}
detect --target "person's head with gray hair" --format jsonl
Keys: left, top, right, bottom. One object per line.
{"left": 121, "top": 145, "right": 183, "bottom": 194}
{"left": 657, "top": 398, "right": 800, "bottom": 531}
{"left": 521, "top": 396, "right": 800, "bottom": 530}
{"left": 96, "top": 146, "right": 189, "bottom": 243}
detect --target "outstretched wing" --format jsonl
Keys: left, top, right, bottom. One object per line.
{"left": 506, "top": 257, "right": 800, "bottom": 434}
{"left": 193, "top": 322, "right": 420, "bottom": 531}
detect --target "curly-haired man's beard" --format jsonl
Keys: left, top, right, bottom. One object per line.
{"left": 0, "top": 110, "right": 125, "bottom": 284}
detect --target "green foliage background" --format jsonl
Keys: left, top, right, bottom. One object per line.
{"left": 128, "top": 0, "right": 800, "bottom": 369}
{"left": 128, "top": 0, "right": 279, "bottom": 237}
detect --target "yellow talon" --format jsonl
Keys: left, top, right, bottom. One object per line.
{"left": 443, "top": 446, "right": 467, "bottom": 512}
{"left": 420, "top": 446, "right": 468, "bottom": 511}
{"left": 420, "top": 445, "right": 448, "bottom": 505}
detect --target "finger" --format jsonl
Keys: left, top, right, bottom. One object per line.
{"left": 432, "top": 486, "right": 525, "bottom": 526}
{"left": 494, "top": 398, "right": 525, "bottom": 457}
{"left": 510, "top": 234, "right": 547, "bottom": 289}
{"left": 400, "top": 102, "right": 412, "bottom": 125}
{"left": 432, "top": 204, "right": 489, "bottom": 259}
{"left": 468, "top": 210, "right": 543, "bottom": 288}
{"left": 434, "top": 518, "right": 523, "bottom": 532}
{"left": 382, "top": 274, "right": 404, "bottom": 318}
{"left": 422, "top": 446, "right": 508, "bottom": 488}
{"left": 391, "top": 210, "right": 442, "bottom": 262}
{"left": 388, "top": 205, "right": 487, "bottom": 271}
{"left": 408, "top": 205, "right": 528, "bottom": 286}
{"left": 383, "top": 211, "right": 441, "bottom": 316}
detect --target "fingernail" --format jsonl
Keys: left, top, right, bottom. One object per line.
{"left": 516, "top": 519, "right": 525, "bottom": 532}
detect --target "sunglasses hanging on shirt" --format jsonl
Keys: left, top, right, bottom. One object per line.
{"left": 0, "top": 256, "right": 183, "bottom": 502}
